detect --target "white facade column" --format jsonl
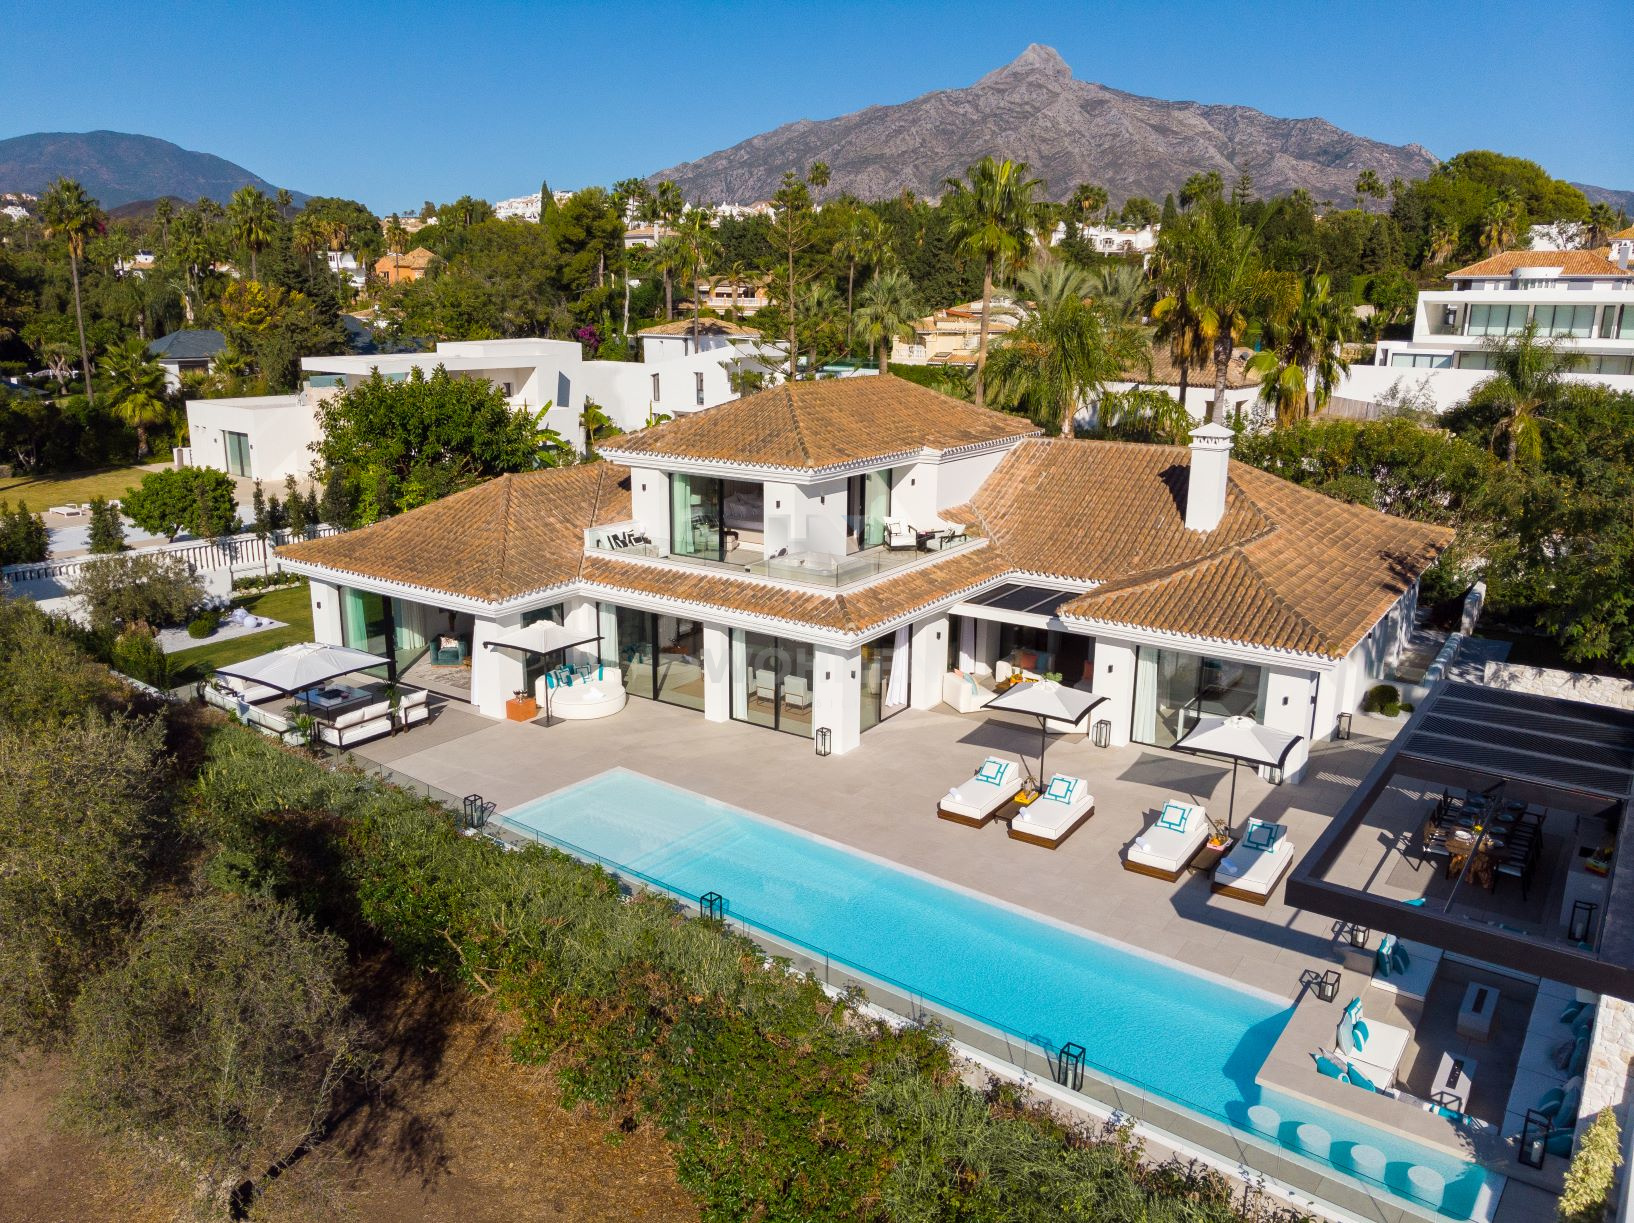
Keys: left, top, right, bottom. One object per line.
{"left": 909, "top": 614, "right": 949, "bottom": 710}
{"left": 471, "top": 612, "right": 524, "bottom": 720}
{"left": 308, "top": 579, "right": 344, "bottom": 645}
{"left": 813, "top": 643, "right": 862, "bottom": 755}
{"left": 702, "top": 623, "right": 730, "bottom": 723}
{"left": 1090, "top": 636, "right": 1137, "bottom": 747}
{"left": 1262, "top": 665, "right": 1317, "bottom": 781}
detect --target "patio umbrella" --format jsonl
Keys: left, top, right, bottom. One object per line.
{"left": 1172, "top": 715, "right": 1303, "bottom": 835}
{"left": 982, "top": 680, "right": 1106, "bottom": 785}
{"left": 483, "top": 620, "right": 602, "bottom": 726}
{"left": 216, "top": 641, "right": 391, "bottom": 707}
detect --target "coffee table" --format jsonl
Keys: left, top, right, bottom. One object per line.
{"left": 1431, "top": 1052, "right": 1477, "bottom": 1113}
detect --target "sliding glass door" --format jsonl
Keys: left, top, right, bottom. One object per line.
{"left": 598, "top": 603, "right": 706, "bottom": 712}
{"left": 730, "top": 629, "right": 814, "bottom": 738}
{"left": 860, "top": 627, "right": 911, "bottom": 732}
{"left": 670, "top": 472, "right": 725, "bottom": 561}
{"left": 1132, "top": 646, "right": 1267, "bottom": 747}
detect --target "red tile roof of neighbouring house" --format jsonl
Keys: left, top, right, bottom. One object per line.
{"left": 1447, "top": 251, "right": 1631, "bottom": 279}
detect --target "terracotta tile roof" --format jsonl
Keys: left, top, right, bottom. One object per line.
{"left": 277, "top": 465, "right": 630, "bottom": 602}
{"left": 1447, "top": 251, "right": 1631, "bottom": 278}
{"left": 964, "top": 440, "right": 1452, "bottom": 658}
{"left": 1610, "top": 226, "right": 1634, "bottom": 241}
{"left": 637, "top": 318, "right": 761, "bottom": 337}
{"left": 1122, "top": 345, "right": 1260, "bottom": 389}
{"left": 581, "top": 545, "right": 1010, "bottom": 635}
{"left": 600, "top": 375, "right": 1040, "bottom": 471}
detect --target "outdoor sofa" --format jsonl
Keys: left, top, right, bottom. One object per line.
{"left": 937, "top": 756, "right": 1023, "bottom": 826}
{"left": 1124, "top": 800, "right": 1212, "bottom": 879}
{"left": 535, "top": 668, "right": 626, "bottom": 720}
{"left": 1335, "top": 995, "right": 1412, "bottom": 1088}
{"left": 1369, "top": 934, "right": 1444, "bottom": 1002}
{"left": 1008, "top": 774, "right": 1093, "bottom": 848}
{"left": 1211, "top": 818, "right": 1296, "bottom": 904}
{"left": 941, "top": 667, "right": 997, "bottom": 714}
{"left": 316, "top": 688, "right": 429, "bottom": 748}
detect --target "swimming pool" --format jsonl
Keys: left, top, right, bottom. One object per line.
{"left": 500, "top": 770, "right": 1493, "bottom": 1219}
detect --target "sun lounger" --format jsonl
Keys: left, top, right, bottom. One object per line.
{"left": 937, "top": 757, "right": 1023, "bottom": 826}
{"left": 1008, "top": 774, "right": 1093, "bottom": 847}
{"left": 1335, "top": 995, "right": 1411, "bottom": 1088}
{"left": 1211, "top": 819, "right": 1295, "bottom": 904}
{"left": 1124, "top": 799, "right": 1211, "bottom": 879}
{"left": 1369, "top": 935, "right": 1443, "bottom": 1002}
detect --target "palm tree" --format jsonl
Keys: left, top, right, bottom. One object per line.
{"left": 38, "top": 178, "right": 104, "bottom": 404}
{"left": 1425, "top": 222, "right": 1459, "bottom": 266}
{"left": 153, "top": 196, "right": 174, "bottom": 249}
{"left": 1246, "top": 272, "right": 1354, "bottom": 426}
{"left": 275, "top": 188, "right": 293, "bottom": 221}
{"left": 1150, "top": 211, "right": 1208, "bottom": 415}
{"left": 677, "top": 209, "right": 721, "bottom": 346}
{"left": 650, "top": 234, "right": 688, "bottom": 321}
{"left": 807, "top": 161, "right": 831, "bottom": 193}
{"left": 832, "top": 208, "right": 890, "bottom": 345}
{"left": 100, "top": 336, "right": 171, "bottom": 457}
{"left": 1174, "top": 200, "right": 1266, "bottom": 423}
{"left": 986, "top": 256, "right": 1150, "bottom": 437}
{"left": 228, "top": 186, "right": 277, "bottom": 280}
{"left": 1353, "top": 170, "right": 1385, "bottom": 211}
{"left": 853, "top": 268, "right": 920, "bottom": 373}
{"left": 1067, "top": 183, "right": 1109, "bottom": 232}
{"left": 944, "top": 156, "right": 1042, "bottom": 406}
{"left": 1085, "top": 262, "right": 1148, "bottom": 323}
{"left": 645, "top": 180, "right": 684, "bottom": 239}
{"left": 1470, "top": 320, "right": 1582, "bottom": 463}
{"left": 1480, "top": 192, "right": 1522, "bottom": 255}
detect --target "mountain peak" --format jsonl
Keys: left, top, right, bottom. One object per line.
{"left": 980, "top": 43, "right": 1071, "bottom": 85}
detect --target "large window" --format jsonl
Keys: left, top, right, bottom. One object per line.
{"left": 1389, "top": 352, "right": 1451, "bottom": 369}
{"left": 1132, "top": 646, "right": 1267, "bottom": 748}
{"left": 730, "top": 630, "right": 814, "bottom": 738}
{"left": 1532, "top": 304, "right": 1594, "bottom": 338}
{"left": 223, "top": 430, "right": 250, "bottom": 477}
{"left": 670, "top": 472, "right": 726, "bottom": 560}
{"left": 1466, "top": 303, "right": 1529, "bottom": 337}
{"left": 860, "top": 627, "right": 911, "bottom": 732}
{"left": 1600, "top": 305, "right": 1634, "bottom": 341}
{"left": 341, "top": 587, "right": 388, "bottom": 655}
{"left": 846, "top": 468, "right": 894, "bottom": 551}
{"left": 597, "top": 604, "right": 705, "bottom": 711}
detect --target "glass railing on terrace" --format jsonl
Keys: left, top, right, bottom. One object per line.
{"left": 587, "top": 532, "right": 979, "bottom": 589}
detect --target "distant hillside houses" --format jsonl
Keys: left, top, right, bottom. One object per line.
{"left": 1048, "top": 221, "right": 1159, "bottom": 257}
{"left": 493, "top": 189, "right": 579, "bottom": 221}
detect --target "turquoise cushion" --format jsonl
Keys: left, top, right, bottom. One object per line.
{"left": 1573, "top": 1007, "right": 1596, "bottom": 1038}
{"left": 1534, "top": 1088, "right": 1565, "bottom": 1121}
{"left": 1314, "top": 1054, "right": 1348, "bottom": 1080}
{"left": 597, "top": 663, "right": 605, "bottom": 681}
{"left": 1245, "top": 820, "right": 1282, "bottom": 851}
{"left": 1568, "top": 1037, "right": 1589, "bottom": 1077}
{"left": 1353, "top": 1019, "right": 1370, "bottom": 1050}
{"left": 1375, "top": 936, "right": 1396, "bottom": 979}
{"left": 1561, "top": 1000, "right": 1586, "bottom": 1025}
{"left": 544, "top": 672, "right": 556, "bottom": 689}
{"left": 1435, "top": 1104, "right": 1462, "bottom": 1121}
{"left": 1402, "top": 897, "right": 1427, "bottom": 907}
{"left": 1343, "top": 996, "right": 1364, "bottom": 1022}
{"left": 1157, "top": 801, "right": 1190, "bottom": 832}
{"left": 976, "top": 758, "right": 1005, "bottom": 784}
{"left": 1546, "top": 1128, "right": 1575, "bottom": 1157}
{"left": 1045, "top": 775, "right": 1076, "bottom": 803}
{"left": 1391, "top": 943, "right": 1411, "bottom": 975}
{"left": 1346, "top": 1063, "right": 1378, "bottom": 1092}
{"left": 1558, "top": 1087, "right": 1581, "bottom": 1124}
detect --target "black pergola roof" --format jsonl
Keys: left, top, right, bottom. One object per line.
{"left": 960, "top": 582, "right": 1076, "bottom": 617}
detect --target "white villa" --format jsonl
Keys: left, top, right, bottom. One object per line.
{"left": 277, "top": 377, "right": 1449, "bottom": 774}
{"left": 183, "top": 334, "right": 781, "bottom": 482}
{"left": 1048, "top": 221, "right": 1160, "bottom": 257}
{"left": 1340, "top": 243, "right": 1634, "bottom": 413}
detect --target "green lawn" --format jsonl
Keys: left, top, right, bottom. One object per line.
{"left": 0, "top": 464, "right": 160, "bottom": 512}
{"left": 167, "top": 584, "right": 316, "bottom": 686}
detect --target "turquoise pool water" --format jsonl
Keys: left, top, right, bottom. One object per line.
{"left": 501, "top": 770, "right": 1491, "bottom": 1219}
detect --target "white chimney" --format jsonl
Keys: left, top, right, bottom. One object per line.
{"left": 1185, "top": 422, "right": 1234, "bottom": 532}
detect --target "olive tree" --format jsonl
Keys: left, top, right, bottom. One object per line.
{"left": 75, "top": 551, "right": 205, "bottom": 631}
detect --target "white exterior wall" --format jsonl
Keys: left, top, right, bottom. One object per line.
{"left": 702, "top": 623, "right": 731, "bottom": 722}
{"left": 813, "top": 643, "right": 862, "bottom": 755}
{"left": 934, "top": 450, "right": 1010, "bottom": 510}
{"left": 910, "top": 613, "right": 950, "bottom": 710}
{"left": 761, "top": 480, "right": 801, "bottom": 554}
{"left": 1261, "top": 665, "right": 1317, "bottom": 779}
{"left": 185, "top": 394, "right": 321, "bottom": 482}
{"left": 801, "top": 478, "right": 847, "bottom": 554}
{"left": 628, "top": 467, "right": 669, "bottom": 551}
{"left": 892, "top": 462, "right": 938, "bottom": 527}
{"left": 1089, "top": 636, "right": 1137, "bottom": 747}
{"left": 309, "top": 579, "right": 344, "bottom": 645}
{"left": 471, "top": 612, "right": 525, "bottom": 720}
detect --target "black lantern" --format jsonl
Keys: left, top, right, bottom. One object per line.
{"left": 1337, "top": 712, "right": 1353, "bottom": 741}
{"left": 1518, "top": 1109, "right": 1551, "bottom": 1169}
{"left": 1092, "top": 718, "right": 1112, "bottom": 749}
{"left": 815, "top": 727, "right": 832, "bottom": 756}
{"left": 1570, "top": 901, "right": 1598, "bottom": 944}
{"left": 1348, "top": 924, "right": 1371, "bottom": 948}
{"left": 1300, "top": 968, "right": 1341, "bottom": 1003}
{"left": 700, "top": 891, "right": 726, "bottom": 920}
{"left": 1057, "top": 1041, "right": 1086, "bottom": 1091}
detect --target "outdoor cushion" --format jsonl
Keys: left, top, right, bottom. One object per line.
{"left": 1045, "top": 775, "right": 1076, "bottom": 803}
{"left": 1157, "top": 801, "right": 1190, "bottom": 832}
{"left": 1573, "top": 1007, "right": 1596, "bottom": 1037}
{"left": 1346, "top": 1063, "right": 1379, "bottom": 1092}
{"left": 1245, "top": 820, "right": 1283, "bottom": 851}
{"left": 1561, "top": 1000, "right": 1586, "bottom": 1024}
{"left": 1568, "top": 1036, "right": 1589, "bottom": 1077}
{"left": 1314, "top": 1054, "right": 1348, "bottom": 1081}
{"left": 1558, "top": 1085, "right": 1581, "bottom": 1124}
{"left": 1352, "top": 1019, "right": 1371, "bottom": 1050}
{"left": 1534, "top": 1088, "right": 1565, "bottom": 1121}
{"left": 1392, "top": 942, "right": 1411, "bottom": 975}
{"left": 1376, "top": 935, "right": 1398, "bottom": 978}
{"left": 1344, "top": 997, "right": 1364, "bottom": 1022}
{"left": 1338, "top": 1016, "right": 1355, "bottom": 1053}
{"left": 976, "top": 758, "right": 1006, "bottom": 784}
{"left": 1546, "top": 1128, "right": 1575, "bottom": 1157}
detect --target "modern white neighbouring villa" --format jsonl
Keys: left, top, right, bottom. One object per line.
{"left": 276, "top": 376, "right": 1450, "bottom": 775}
{"left": 1340, "top": 240, "right": 1634, "bottom": 413}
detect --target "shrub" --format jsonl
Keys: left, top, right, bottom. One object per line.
{"left": 0, "top": 498, "right": 48, "bottom": 565}
{"left": 1363, "top": 683, "right": 1402, "bottom": 716}
{"left": 0, "top": 600, "right": 122, "bottom": 725}
{"left": 122, "top": 467, "right": 239, "bottom": 539}
{"left": 186, "top": 610, "right": 221, "bottom": 639}
{"left": 86, "top": 496, "right": 125, "bottom": 554}
{"left": 1559, "top": 1107, "right": 1622, "bottom": 1223}
{"left": 75, "top": 552, "right": 205, "bottom": 632}
{"left": 110, "top": 626, "right": 172, "bottom": 689}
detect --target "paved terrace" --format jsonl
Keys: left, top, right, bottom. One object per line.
{"left": 346, "top": 698, "right": 1558, "bottom": 1223}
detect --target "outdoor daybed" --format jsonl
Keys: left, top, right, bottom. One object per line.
{"left": 536, "top": 669, "right": 626, "bottom": 720}
{"left": 1008, "top": 774, "right": 1094, "bottom": 847}
{"left": 941, "top": 667, "right": 997, "bottom": 714}
{"left": 1369, "top": 934, "right": 1444, "bottom": 1003}
{"left": 1211, "top": 818, "right": 1296, "bottom": 904}
{"left": 937, "top": 756, "right": 1023, "bottom": 826}
{"left": 1335, "top": 995, "right": 1412, "bottom": 1088}
{"left": 316, "top": 688, "right": 429, "bottom": 748}
{"left": 1124, "top": 800, "right": 1212, "bottom": 879}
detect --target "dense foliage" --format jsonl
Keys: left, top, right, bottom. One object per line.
{"left": 122, "top": 464, "right": 240, "bottom": 538}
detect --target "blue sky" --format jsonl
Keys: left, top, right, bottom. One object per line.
{"left": 3, "top": 0, "right": 1629, "bottom": 211}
